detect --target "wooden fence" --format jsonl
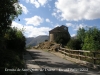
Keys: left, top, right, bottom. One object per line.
{"left": 58, "top": 48, "right": 100, "bottom": 65}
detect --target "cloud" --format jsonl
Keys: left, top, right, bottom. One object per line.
{"left": 46, "top": 18, "right": 53, "bottom": 24}
{"left": 47, "top": 4, "right": 51, "bottom": 11}
{"left": 26, "top": 0, "right": 48, "bottom": 8}
{"left": 25, "top": 16, "right": 43, "bottom": 26}
{"left": 11, "top": 21, "right": 51, "bottom": 37}
{"left": 53, "top": 0, "right": 100, "bottom": 21}
{"left": 54, "top": 24, "right": 60, "bottom": 27}
{"left": 52, "top": 12, "right": 58, "bottom": 19}
{"left": 19, "top": 4, "right": 29, "bottom": 14}
{"left": 48, "top": 4, "right": 51, "bottom": 8}
{"left": 24, "top": 26, "right": 51, "bottom": 37}
{"left": 52, "top": 12, "right": 56, "bottom": 16}
{"left": 11, "top": 21, "right": 24, "bottom": 29}
{"left": 38, "top": 0, "right": 47, "bottom": 6}
{"left": 26, "top": 0, "right": 29, "bottom": 3}
{"left": 71, "top": 34, "right": 76, "bottom": 37}
{"left": 66, "top": 23, "right": 73, "bottom": 27}
{"left": 30, "top": 0, "right": 40, "bottom": 8}
{"left": 46, "top": 18, "right": 50, "bottom": 22}
{"left": 74, "top": 24, "right": 87, "bottom": 31}
{"left": 65, "top": 23, "right": 87, "bottom": 31}
{"left": 45, "top": 18, "right": 52, "bottom": 23}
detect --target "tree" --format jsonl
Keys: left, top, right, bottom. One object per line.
{"left": 0, "top": 1, "right": 25, "bottom": 75}
{"left": 0, "top": 0, "right": 22, "bottom": 34}
{"left": 82, "top": 27, "right": 100, "bottom": 51}
{"left": 77, "top": 28, "right": 86, "bottom": 49}
{"left": 5, "top": 27, "right": 26, "bottom": 52}
{"left": 0, "top": 0, "right": 22, "bottom": 50}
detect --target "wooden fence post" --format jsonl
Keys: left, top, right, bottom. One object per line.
{"left": 93, "top": 52, "right": 96, "bottom": 64}
{"left": 78, "top": 50, "right": 81, "bottom": 60}
{"left": 64, "top": 49, "right": 66, "bottom": 56}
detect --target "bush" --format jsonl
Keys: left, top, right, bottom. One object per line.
{"left": 0, "top": 27, "right": 26, "bottom": 75}
{"left": 5, "top": 27, "right": 26, "bottom": 52}
{"left": 67, "top": 39, "right": 81, "bottom": 50}
{"left": 55, "top": 32, "right": 70, "bottom": 45}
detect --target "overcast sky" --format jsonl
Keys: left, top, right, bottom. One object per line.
{"left": 12, "top": 0, "right": 100, "bottom": 37}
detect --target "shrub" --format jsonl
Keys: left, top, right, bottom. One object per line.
{"left": 67, "top": 39, "right": 81, "bottom": 50}
{"left": 5, "top": 27, "right": 26, "bottom": 52}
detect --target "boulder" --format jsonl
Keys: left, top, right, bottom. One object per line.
{"left": 51, "top": 44, "right": 60, "bottom": 52}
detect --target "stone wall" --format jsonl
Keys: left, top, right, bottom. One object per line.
{"left": 49, "top": 33, "right": 54, "bottom": 42}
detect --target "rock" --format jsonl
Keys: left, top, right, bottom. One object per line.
{"left": 51, "top": 44, "right": 60, "bottom": 52}
{"left": 33, "top": 41, "right": 61, "bottom": 52}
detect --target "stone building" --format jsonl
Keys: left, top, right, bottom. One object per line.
{"left": 49, "top": 25, "right": 70, "bottom": 42}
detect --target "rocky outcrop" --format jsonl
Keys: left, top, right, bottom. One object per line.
{"left": 33, "top": 41, "right": 61, "bottom": 52}
{"left": 51, "top": 44, "right": 60, "bottom": 51}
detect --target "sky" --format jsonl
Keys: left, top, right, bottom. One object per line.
{"left": 11, "top": 0, "right": 100, "bottom": 38}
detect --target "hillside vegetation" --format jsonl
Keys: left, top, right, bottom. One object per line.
{"left": 0, "top": 0, "right": 25, "bottom": 75}
{"left": 67, "top": 27, "right": 100, "bottom": 51}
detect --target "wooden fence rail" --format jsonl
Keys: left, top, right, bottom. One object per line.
{"left": 58, "top": 48, "right": 100, "bottom": 64}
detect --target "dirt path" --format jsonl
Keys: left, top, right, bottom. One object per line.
{"left": 26, "top": 49, "right": 100, "bottom": 75}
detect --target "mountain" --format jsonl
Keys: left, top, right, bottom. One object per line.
{"left": 26, "top": 35, "right": 49, "bottom": 47}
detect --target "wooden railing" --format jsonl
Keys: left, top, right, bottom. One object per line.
{"left": 58, "top": 48, "right": 100, "bottom": 65}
